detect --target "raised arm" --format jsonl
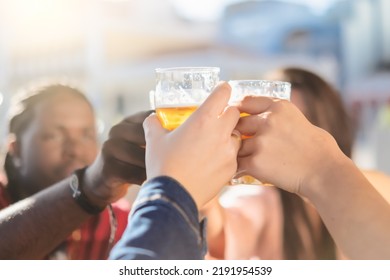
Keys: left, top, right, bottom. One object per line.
{"left": 0, "top": 111, "right": 150, "bottom": 259}
{"left": 236, "top": 96, "right": 390, "bottom": 259}
{"left": 110, "top": 82, "right": 241, "bottom": 259}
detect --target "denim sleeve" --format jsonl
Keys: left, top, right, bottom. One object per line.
{"left": 109, "top": 176, "right": 207, "bottom": 260}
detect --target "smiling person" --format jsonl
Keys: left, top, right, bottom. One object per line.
{"left": 0, "top": 82, "right": 149, "bottom": 259}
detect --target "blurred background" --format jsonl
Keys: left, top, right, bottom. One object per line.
{"left": 0, "top": 0, "right": 389, "bottom": 173}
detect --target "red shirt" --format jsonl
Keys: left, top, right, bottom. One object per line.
{"left": 0, "top": 180, "right": 130, "bottom": 260}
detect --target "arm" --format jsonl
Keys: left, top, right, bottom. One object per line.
{"left": 110, "top": 82, "right": 241, "bottom": 259}
{"left": 236, "top": 96, "right": 390, "bottom": 259}
{"left": 303, "top": 156, "right": 390, "bottom": 259}
{"left": 0, "top": 180, "right": 91, "bottom": 259}
{"left": 109, "top": 176, "right": 205, "bottom": 260}
{"left": 0, "top": 111, "right": 150, "bottom": 259}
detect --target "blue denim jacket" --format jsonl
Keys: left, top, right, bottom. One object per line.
{"left": 109, "top": 176, "right": 207, "bottom": 260}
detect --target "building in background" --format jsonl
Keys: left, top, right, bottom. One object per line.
{"left": 0, "top": 0, "right": 389, "bottom": 172}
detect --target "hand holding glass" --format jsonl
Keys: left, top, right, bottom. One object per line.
{"left": 152, "top": 69, "right": 290, "bottom": 187}
{"left": 229, "top": 80, "right": 291, "bottom": 185}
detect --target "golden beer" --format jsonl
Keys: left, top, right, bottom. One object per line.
{"left": 156, "top": 105, "right": 198, "bottom": 131}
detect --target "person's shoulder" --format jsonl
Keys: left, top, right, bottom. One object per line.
{"left": 362, "top": 169, "right": 390, "bottom": 183}
{"left": 361, "top": 169, "right": 390, "bottom": 203}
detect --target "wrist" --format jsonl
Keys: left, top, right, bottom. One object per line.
{"left": 69, "top": 167, "right": 107, "bottom": 215}
{"left": 301, "top": 152, "right": 355, "bottom": 202}
{"left": 297, "top": 129, "right": 351, "bottom": 198}
{"left": 82, "top": 164, "right": 111, "bottom": 209}
{"left": 147, "top": 173, "right": 202, "bottom": 209}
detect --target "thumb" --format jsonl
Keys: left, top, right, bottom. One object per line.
{"left": 195, "top": 81, "right": 231, "bottom": 117}
{"left": 143, "top": 113, "right": 167, "bottom": 143}
{"left": 231, "top": 129, "right": 242, "bottom": 154}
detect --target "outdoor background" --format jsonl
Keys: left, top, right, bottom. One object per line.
{"left": 0, "top": 0, "right": 389, "bottom": 174}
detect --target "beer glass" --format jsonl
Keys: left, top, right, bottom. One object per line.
{"left": 229, "top": 80, "right": 291, "bottom": 185}
{"left": 153, "top": 67, "right": 220, "bottom": 130}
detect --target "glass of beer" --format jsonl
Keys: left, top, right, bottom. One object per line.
{"left": 229, "top": 79, "right": 291, "bottom": 185}
{"left": 153, "top": 67, "right": 220, "bottom": 130}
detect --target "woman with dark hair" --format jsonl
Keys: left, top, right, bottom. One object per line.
{"left": 205, "top": 67, "right": 353, "bottom": 259}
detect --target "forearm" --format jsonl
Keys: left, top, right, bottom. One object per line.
{"left": 109, "top": 176, "right": 206, "bottom": 260}
{"left": 0, "top": 179, "right": 91, "bottom": 259}
{"left": 304, "top": 157, "right": 390, "bottom": 259}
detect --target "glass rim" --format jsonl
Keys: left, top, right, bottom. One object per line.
{"left": 229, "top": 79, "right": 291, "bottom": 87}
{"left": 155, "top": 66, "right": 220, "bottom": 73}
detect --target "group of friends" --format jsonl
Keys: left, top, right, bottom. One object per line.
{"left": 0, "top": 67, "right": 389, "bottom": 260}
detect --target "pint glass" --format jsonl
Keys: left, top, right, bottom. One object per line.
{"left": 154, "top": 67, "right": 220, "bottom": 130}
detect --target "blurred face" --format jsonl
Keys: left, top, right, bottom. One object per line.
{"left": 15, "top": 93, "right": 98, "bottom": 194}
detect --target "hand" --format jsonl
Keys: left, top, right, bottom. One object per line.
{"left": 236, "top": 96, "right": 345, "bottom": 195}
{"left": 143, "top": 82, "right": 241, "bottom": 209}
{"left": 83, "top": 110, "right": 152, "bottom": 207}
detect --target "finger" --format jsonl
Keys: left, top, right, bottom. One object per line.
{"left": 220, "top": 105, "right": 241, "bottom": 134}
{"left": 237, "top": 96, "right": 274, "bottom": 115}
{"left": 109, "top": 110, "right": 153, "bottom": 145}
{"left": 109, "top": 122, "right": 146, "bottom": 145}
{"left": 231, "top": 129, "right": 242, "bottom": 153}
{"left": 103, "top": 139, "right": 146, "bottom": 168}
{"left": 236, "top": 113, "right": 270, "bottom": 137}
{"left": 143, "top": 113, "right": 167, "bottom": 142}
{"left": 105, "top": 157, "right": 146, "bottom": 185}
{"left": 195, "top": 81, "right": 231, "bottom": 117}
{"left": 238, "top": 136, "right": 259, "bottom": 157}
{"left": 122, "top": 110, "right": 154, "bottom": 124}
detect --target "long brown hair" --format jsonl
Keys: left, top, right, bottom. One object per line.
{"left": 266, "top": 67, "right": 353, "bottom": 259}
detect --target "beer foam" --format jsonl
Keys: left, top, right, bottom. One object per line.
{"left": 156, "top": 103, "right": 200, "bottom": 108}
